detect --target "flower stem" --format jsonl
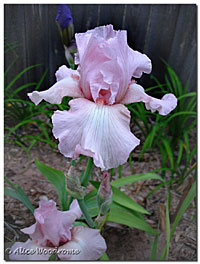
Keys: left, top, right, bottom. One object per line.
{"left": 110, "top": 168, "right": 114, "bottom": 181}
{"left": 118, "top": 165, "right": 122, "bottom": 178}
{"left": 81, "top": 157, "right": 93, "bottom": 187}
{"left": 78, "top": 199, "right": 95, "bottom": 228}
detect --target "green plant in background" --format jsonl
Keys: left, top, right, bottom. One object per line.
{"left": 4, "top": 41, "right": 74, "bottom": 158}
{"left": 4, "top": 65, "right": 55, "bottom": 156}
{"left": 4, "top": 159, "right": 196, "bottom": 260}
{"left": 128, "top": 61, "right": 196, "bottom": 183}
{"left": 4, "top": 10, "right": 196, "bottom": 259}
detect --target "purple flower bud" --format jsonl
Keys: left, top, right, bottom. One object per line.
{"left": 56, "top": 4, "right": 73, "bottom": 30}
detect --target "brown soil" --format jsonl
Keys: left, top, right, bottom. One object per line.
{"left": 4, "top": 135, "right": 197, "bottom": 261}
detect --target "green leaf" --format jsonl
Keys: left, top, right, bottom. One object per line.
{"left": 84, "top": 196, "right": 99, "bottom": 217}
{"left": 150, "top": 233, "right": 159, "bottom": 260}
{"left": 171, "top": 181, "right": 196, "bottom": 235}
{"left": 108, "top": 208, "right": 158, "bottom": 235}
{"left": 166, "top": 111, "right": 196, "bottom": 123}
{"left": 111, "top": 185, "right": 150, "bottom": 215}
{"left": 162, "top": 138, "right": 174, "bottom": 170}
{"left": 139, "top": 126, "right": 157, "bottom": 159}
{"left": 111, "top": 173, "right": 164, "bottom": 188}
{"left": 176, "top": 140, "right": 184, "bottom": 168}
{"left": 90, "top": 181, "right": 150, "bottom": 215}
{"left": 145, "top": 179, "right": 174, "bottom": 199}
{"left": 4, "top": 177, "right": 34, "bottom": 214}
{"left": 73, "top": 221, "right": 88, "bottom": 227}
{"left": 100, "top": 252, "right": 109, "bottom": 260}
{"left": 84, "top": 188, "right": 97, "bottom": 201}
{"left": 5, "top": 64, "right": 42, "bottom": 91}
{"left": 35, "top": 159, "right": 68, "bottom": 211}
{"left": 7, "top": 82, "right": 37, "bottom": 99}
{"left": 177, "top": 92, "right": 196, "bottom": 101}
{"left": 48, "top": 252, "right": 57, "bottom": 261}
{"left": 84, "top": 187, "right": 156, "bottom": 234}
{"left": 160, "top": 181, "right": 196, "bottom": 259}
{"left": 35, "top": 69, "right": 48, "bottom": 91}
{"left": 165, "top": 192, "right": 171, "bottom": 260}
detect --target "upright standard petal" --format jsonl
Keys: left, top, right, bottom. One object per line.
{"left": 21, "top": 199, "right": 81, "bottom": 247}
{"left": 128, "top": 48, "right": 152, "bottom": 78}
{"left": 75, "top": 26, "right": 130, "bottom": 104}
{"left": 27, "top": 66, "right": 82, "bottom": 105}
{"left": 58, "top": 226, "right": 107, "bottom": 260}
{"left": 120, "top": 83, "right": 177, "bottom": 115}
{"left": 75, "top": 24, "right": 152, "bottom": 105}
{"left": 52, "top": 98, "right": 140, "bottom": 170}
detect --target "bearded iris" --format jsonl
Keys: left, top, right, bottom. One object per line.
{"left": 9, "top": 199, "right": 106, "bottom": 260}
{"left": 28, "top": 25, "right": 177, "bottom": 171}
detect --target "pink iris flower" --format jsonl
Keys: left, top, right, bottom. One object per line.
{"left": 9, "top": 200, "right": 106, "bottom": 260}
{"left": 28, "top": 25, "right": 177, "bottom": 171}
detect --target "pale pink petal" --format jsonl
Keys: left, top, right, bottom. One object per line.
{"left": 58, "top": 226, "right": 106, "bottom": 260}
{"left": 75, "top": 25, "right": 129, "bottom": 104}
{"left": 28, "top": 68, "right": 82, "bottom": 105}
{"left": 120, "top": 83, "right": 177, "bottom": 115}
{"left": 22, "top": 199, "right": 81, "bottom": 247}
{"left": 120, "top": 83, "right": 150, "bottom": 104}
{"left": 9, "top": 239, "right": 51, "bottom": 260}
{"left": 75, "top": 24, "right": 152, "bottom": 105}
{"left": 52, "top": 98, "right": 140, "bottom": 170}
{"left": 75, "top": 24, "right": 116, "bottom": 65}
{"left": 145, "top": 93, "right": 178, "bottom": 115}
{"left": 128, "top": 48, "right": 152, "bottom": 78}
{"left": 68, "top": 199, "right": 82, "bottom": 219}
{"left": 55, "top": 65, "right": 80, "bottom": 82}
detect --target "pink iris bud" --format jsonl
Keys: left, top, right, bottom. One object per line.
{"left": 97, "top": 172, "right": 113, "bottom": 216}
{"left": 9, "top": 199, "right": 106, "bottom": 260}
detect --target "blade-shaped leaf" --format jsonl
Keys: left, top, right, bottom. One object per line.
{"left": 108, "top": 208, "right": 158, "bottom": 235}
{"left": 35, "top": 159, "right": 68, "bottom": 211}
{"left": 111, "top": 173, "right": 164, "bottom": 188}
{"left": 90, "top": 181, "right": 149, "bottom": 215}
{"left": 4, "top": 185, "right": 34, "bottom": 214}
{"left": 160, "top": 181, "right": 196, "bottom": 259}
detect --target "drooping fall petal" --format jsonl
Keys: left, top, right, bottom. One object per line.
{"left": 27, "top": 66, "right": 82, "bottom": 105}
{"left": 52, "top": 98, "right": 140, "bottom": 170}
{"left": 9, "top": 239, "right": 51, "bottom": 261}
{"left": 58, "top": 226, "right": 107, "bottom": 260}
{"left": 120, "top": 83, "right": 177, "bottom": 115}
{"left": 21, "top": 199, "right": 82, "bottom": 247}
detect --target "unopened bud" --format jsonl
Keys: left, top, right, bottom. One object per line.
{"left": 56, "top": 5, "right": 74, "bottom": 48}
{"left": 65, "top": 166, "right": 85, "bottom": 199}
{"left": 97, "top": 172, "right": 112, "bottom": 216}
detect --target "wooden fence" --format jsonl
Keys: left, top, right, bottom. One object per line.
{"left": 4, "top": 4, "right": 197, "bottom": 94}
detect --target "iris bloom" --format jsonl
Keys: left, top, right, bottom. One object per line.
{"left": 28, "top": 25, "right": 177, "bottom": 171}
{"left": 9, "top": 200, "right": 106, "bottom": 260}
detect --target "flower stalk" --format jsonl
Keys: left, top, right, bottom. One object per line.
{"left": 78, "top": 199, "right": 95, "bottom": 228}
{"left": 81, "top": 157, "right": 94, "bottom": 187}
